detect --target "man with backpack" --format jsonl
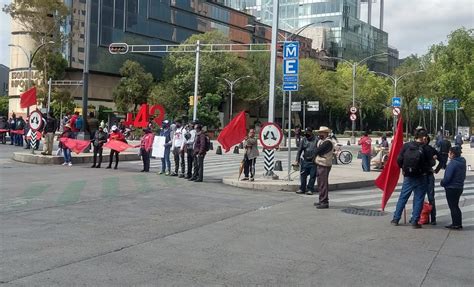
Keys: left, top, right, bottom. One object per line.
{"left": 190, "top": 124, "right": 209, "bottom": 182}
{"left": 391, "top": 128, "right": 432, "bottom": 228}
{"left": 294, "top": 127, "right": 318, "bottom": 195}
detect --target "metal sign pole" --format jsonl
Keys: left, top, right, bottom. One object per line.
{"left": 47, "top": 78, "right": 52, "bottom": 113}
{"left": 193, "top": 40, "right": 200, "bottom": 122}
{"left": 287, "top": 90, "right": 292, "bottom": 181}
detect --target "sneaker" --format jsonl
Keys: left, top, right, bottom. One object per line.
{"left": 249, "top": 177, "right": 254, "bottom": 182}
{"left": 241, "top": 177, "right": 249, "bottom": 181}
{"left": 306, "top": 191, "right": 313, "bottom": 195}
{"left": 314, "top": 202, "right": 321, "bottom": 206}
{"left": 188, "top": 177, "right": 197, "bottom": 181}
{"left": 170, "top": 173, "right": 178, "bottom": 177}
{"left": 68, "top": 162, "right": 72, "bottom": 167}
{"left": 390, "top": 220, "right": 399, "bottom": 226}
{"left": 295, "top": 190, "right": 305, "bottom": 194}
{"left": 91, "top": 164, "right": 96, "bottom": 168}
{"left": 165, "top": 172, "right": 170, "bottom": 176}
{"left": 158, "top": 171, "right": 164, "bottom": 175}
{"left": 316, "top": 204, "right": 329, "bottom": 209}
{"left": 178, "top": 174, "right": 185, "bottom": 178}
{"left": 412, "top": 223, "right": 422, "bottom": 229}
{"left": 445, "top": 225, "right": 463, "bottom": 230}
{"left": 62, "top": 162, "right": 68, "bottom": 166}
{"left": 430, "top": 221, "right": 437, "bottom": 226}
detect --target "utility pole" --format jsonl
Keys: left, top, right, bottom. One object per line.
{"left": 193, "top": 40, "right": 200, "bottom": 121}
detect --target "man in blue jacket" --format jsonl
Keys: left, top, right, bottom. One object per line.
{"left": 441, "top": 146, "right": 466, "bottom": 230}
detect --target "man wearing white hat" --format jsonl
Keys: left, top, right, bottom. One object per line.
{"left": 314, "top": 126, "right": 334, "bottom": 209}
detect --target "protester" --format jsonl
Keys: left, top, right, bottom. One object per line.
{"left": 70, "top": 111, "right": 80, "bottom": 137}
{"left": 183, "top": 122, "right": 196, "bottom": 179}
{"left": 423, "top": 136, "right": 439, "bottom": 225}
{"left": 441, "top": 146, "right": 466, "bottom": 230}
{"left": 9, "top": 113, "right": 16, "bottom": 145}
{"left": 242, "top": 129, "right": 259, "bottom": 181}
{"left": 358, "top": 132, "right": 372, "bottom": 172}
{"left": 58, "top": 124, "right": 74, "bottom": 166}
{"left": 190, "top": 124, "right": 207, "bottom": 182}
{"left": 0, "top": 116, "right": 7, "bottom": 144}
{"left": 41, "top": 112, "right": 57, "bottom": 155}
{"left": 91, "top": 126, "right": 107, "bottom": 168}
{"left": 434, "top": 135, "right": 451, "bottom": 174}
{"left": 16, "top": 116, "right": 25, "bottom": 147}
{"left": 140, "top": 128, "right": 154, "bottom": 172}
{"left": 171, "top": 119, "right": 185, "bottom": 177}
{"left": 87, "top": 112, "right": 99, "bottom": 139}
{"left": 313, "top": 126, "right": 334, "bottom": 209}
{"left": 106, "top": 125, "right": 126, "bottom": 170}
{"left": 391, "top": 128, "right": 431, "bottom": 228}
{"left": 294, "top": 127, "right": 318, "bottom": 195}
{"left": 159, "top": 120, "right": 172, "bottom": 175}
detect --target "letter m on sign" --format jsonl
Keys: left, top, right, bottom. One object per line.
{"left": 283, "top": 42, "right": 299, "bottom": 58}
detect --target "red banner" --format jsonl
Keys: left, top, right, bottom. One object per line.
{"left": 104, "top": 140, "right": 137, "bottom": 152}
{"left": 9, "top": 130, "right": 25, "bottom": 135}
{"left": 59, "top": 138, "right": 91, "bottom": 154}
{"left": 0, "top": 129, "right": 8, "bottom": 133}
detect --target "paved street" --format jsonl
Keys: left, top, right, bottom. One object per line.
{"left": 1, "top": 144, "right": 473, "bottom": 286}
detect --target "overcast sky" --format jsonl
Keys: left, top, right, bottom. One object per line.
{"left": 0, "top": 0, "right": 473, "bottom": 67}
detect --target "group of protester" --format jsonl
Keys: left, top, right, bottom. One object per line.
{"left": 0, "top": 113, "right": 33, "bottom": 148}
{"left": 392, "top": 128, "right": 466, "bottom": 230}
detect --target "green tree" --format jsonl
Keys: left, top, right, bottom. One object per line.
{"left": 113, "top": 60, "right": 154, "bottom": 113}
{"left": 0, "top": 97, "right": 9, "bottom": 116}
{"left": 49, "top": 89, "right": 75, "bottom": 119}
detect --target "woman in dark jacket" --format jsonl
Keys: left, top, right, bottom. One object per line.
{"left": 440, "top": 146, "right": 466, "bottom": 230}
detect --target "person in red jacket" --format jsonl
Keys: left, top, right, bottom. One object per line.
{"left": 106, "top": 125, "right": 126, "bottom": 170}
{"left": 358, "top": 132, "right": 372, "bottom": 172}
{"left": 140, "top": 128, "right": 154, "bottom": 172}
{"left": 69, "top": 112, "right": 80, "bottom": 136}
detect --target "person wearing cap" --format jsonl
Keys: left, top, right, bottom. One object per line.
{"left": 313, "top": 126, "right": 334, "bottom": 209}
{"left": 183, "top": 121, "right": 196, "bottom": 179}
{"left": 140, "top": 128, "right": 155, "bottom": 172}
{"left": 190, "top": 123, "right": 207, "bottom": 182}
{"left": 159, "top": 120, "right": 172, "bottom": 175}
{"left": 91, "top": 126, "right": 107, "bottom": 168}
{"left": 242, "top": 128, "right": 259, "bottom": 181}
{"left": 358, "top": 131, "right": 372, "bottom": 172}
{"left": 106, "top": 125, "right": 126, "bottom": 170}
{"left": 441, "top": 146, "right": 466, "bottom": 230}
{"left": 58, "top": 124, "right": 74, "bottom": 166}
{"left": 171, "top": 119, "right": 186, "bottom": 177}
{"left": 294, "top": 127, "right": 318, "bottom": 195}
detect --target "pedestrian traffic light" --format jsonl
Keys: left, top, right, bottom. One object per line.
{"left": 108, "top": 43, "right": 129, "bottom": 54}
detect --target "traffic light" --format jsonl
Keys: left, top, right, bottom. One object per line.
{"left": 109, "top": 43, "right": 129, "bottom": 54}
{"left": 189, "top": 96, "right": 201, "bottom": 106}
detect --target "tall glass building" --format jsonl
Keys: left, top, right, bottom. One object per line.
{"left": 216, "top": 0, "right": 389, "bottom": 72}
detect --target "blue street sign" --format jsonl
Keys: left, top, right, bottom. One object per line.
{"left": 283, "top": 42, "right": 299, "bottom": 58}
{"left": 283, "top": 75, "right": 298, "bottom": 82}
{"left": 283, "top": 83, "right": 298, "bottom": 91}
{"left": 283, "top": 59, "right": 299, "bottom": 75}
{"left": 392, "top": 97, "right": 401, "bottom": 107}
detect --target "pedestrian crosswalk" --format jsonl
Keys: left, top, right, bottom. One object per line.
{"left": 329, "top": 178, "right": 474, "bottom": 226}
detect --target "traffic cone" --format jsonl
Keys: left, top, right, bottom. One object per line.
{"left": 216, "top": 146, "right": 222, "bottom": 155}
{"left": 233, "top": 146, "right": 239, "bottom": 154}
{"left": 274, "top": 160, "right": 283, "bottom": 171}
{"left": 347, "top": 140, "right": 351, "bottom": 146}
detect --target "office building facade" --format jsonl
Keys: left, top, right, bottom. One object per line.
{"left": 0, "top": 64, "right": 8, "bottom": 96}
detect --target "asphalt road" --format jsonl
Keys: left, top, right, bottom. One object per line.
{"left": 1, "top": 143, "right": 473, "bottom": 286}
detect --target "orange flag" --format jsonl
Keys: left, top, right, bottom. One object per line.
{"left": 375, "top": 116, "right": 404, "bottom": 211}
{"left": 217, "top": 111, "right": 247, "bottom": 152}
{"left": 20, "top": 87, "right": 37, "bottom": 109}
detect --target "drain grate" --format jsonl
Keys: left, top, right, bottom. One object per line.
{"left": 341, "top": 207, "right": 386, "bottom": 216}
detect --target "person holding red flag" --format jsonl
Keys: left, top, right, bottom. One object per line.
{"left": 106, "top": 125, "right": 126, "bottom": 170}
{"left": 58, "top": 124, "right": 74, "bottom": 166}
{"left": 217, "top": 111, "right": 247, "bottom": 153}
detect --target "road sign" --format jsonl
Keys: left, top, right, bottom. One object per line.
{"left": 29, "top": 110, "right": 43, "bottom": 132}
{"left": 350, "top": 107, "right": 357, "bottom": 114}
{"left": 291, "top": 102, "right": 301, "bottom": 111}
{"left": 108, "top": 43, "right": 129, "bottom": 54}
{"left": 350, "top": 114, "right": 357, "bottom": 121}
{"left": 307, "top": 101, "right": 319, "bottom": 111}
{"left": 283, "top": 75, "right": 298, "bottom": 82}
{"left": 417, "top": 97, "right": 433, "bottom": 110}
{"left": 283, "top": 83, "right": 298, "bottom": 91}
{"left": 392, "top": 107, "right": 401, "bottom": 116}
{"left": 392, "top": 97, "right": 401, "bottom": 107}
{"left": 444, "top": 99, "right": 458, "bottom": 111}
{"left": 259, "top": 122, "right": 283, "bottom": 149}
{"left": 283, "top": 42, "right": 299, "bottom": 58}
{"left": 283, "top": 59, "right": 299, "bottom": 75}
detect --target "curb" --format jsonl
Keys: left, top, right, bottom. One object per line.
{"left": 222, "top": 178, "right": 375, "bottom": 192}
{"left": 12, "top": 152, "right": 140, "bottom": 165}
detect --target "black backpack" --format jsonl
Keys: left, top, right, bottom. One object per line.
{"left": 402, "top": 143, "right": 424, "bottom": 176}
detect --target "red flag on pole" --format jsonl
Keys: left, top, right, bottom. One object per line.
{"left": 217, "top": 111, "right": 247, "bottom": 153}
{"left": 20, "top": 87, "right": 37, "bottom": 109}
{"left": 60, "top": 138, "right": 91, "bottom": 154}
{"left": 375, "top": 116, "right": 404, "bottom": 211}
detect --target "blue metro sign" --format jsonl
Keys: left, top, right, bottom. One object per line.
{"left": 392, "top": 97, "right": 401, "bottom": 107}
{"left": 283, "top": 42, "right": 299, "bottom": 58}
{"left": 282, "top": 41, "right": 299, "bottom": 92}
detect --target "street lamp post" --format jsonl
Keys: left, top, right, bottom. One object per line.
{"left": 9, "top": 40, "right": 55, "bottom": 116}
{"left": 325, "top": 53, "right": 388, "bottom": 143}
{"left": 217, "top": 76, "right": 251, "bottom": 122}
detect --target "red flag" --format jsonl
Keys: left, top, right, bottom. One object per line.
{"left": 60, "top": 138, "right": 91, "bottom": 154}
{"left": 20, "top": 87, "right": 37, "bottom": 109}
{"left": 104, "top": 140, "right": 136, "bottom": 152}
{"left": 217, "top": 111, "right": 247, "bottom": 152}
{"left": 375, "top": 116, "right": 404, "bottom": 211}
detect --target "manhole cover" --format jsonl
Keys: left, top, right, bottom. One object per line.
{"left": 341, "top": 207, "right": 386, "bottom": 216}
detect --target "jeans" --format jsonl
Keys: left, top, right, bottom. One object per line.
{"left": 445, "top": 188, "right": 464, "bottom": 226}
{"left": 299, "top": 160, "right": 317, "bottom": 192}
{"left": 426, "top": 173, "right": 436, "bottom": 222}
{"left": 173, "top": 147, "right": 185, "bottom": 175}
{"left": 393, "top": 176, "right": 428, "bottom": 223}
{"left": 361, "top": 153, "right": 371, "bottom": 172}
{"left": 161, "top": 147, "right": 171, "bottom": 173}
{"left": 141, "top": 148, "right": 151, "bottom": 172}
{"left": 244, "top": 157, "right": 257, "bottom": 178}
{"left": 63, "top": 148, "right": 71, "bottom": 163}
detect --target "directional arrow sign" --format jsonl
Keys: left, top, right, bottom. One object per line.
{"left": 259, "top": 122, "right": 283, "bottom": 149}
